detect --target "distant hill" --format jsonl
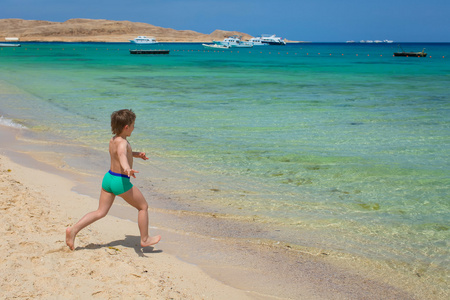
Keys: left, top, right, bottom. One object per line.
{"left": 0, "top": 18, "right": 253, "bottom": 42}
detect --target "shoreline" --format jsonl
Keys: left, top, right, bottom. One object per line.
{"left": 0, "top": 127, "right": 252, "bottom": 299}
{"left": 0, "top": 120, "right": 441, "bottom": 299}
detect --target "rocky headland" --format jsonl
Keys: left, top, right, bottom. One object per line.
{"left": 0, "top": 18, "right": 255, "bottom": 43}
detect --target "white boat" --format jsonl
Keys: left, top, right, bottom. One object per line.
{"left": 384, "top": 39, "right": 394, "bottom": 43}
{"left": 247, "top": 37, "right": 268, "bottom": 46}
{"left": 202, "top": 43, "right": 230, "bottom": 50}
{"left": 260, "top": 34, "right": 286, "bottom": 45}
{"left": 366, "top": 40, "right": 374, "bottom": 43}
{"left": 0, "top": 43, "right": 21, "bottom": 47}
{"left": 130, "top": 36, "right": 157, "bottom": 44}
{"left": 213, "top": 35, "right": 253, "bottom": 48}
{"left": 346, "top": 40, "right": 355, "bottom": 43}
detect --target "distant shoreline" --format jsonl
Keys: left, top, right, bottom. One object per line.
{"left": 0, "top": 18, "right": 304, "bottom": 43}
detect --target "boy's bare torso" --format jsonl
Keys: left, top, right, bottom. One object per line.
{"left": 109, "top": 136, "right": 133, "bottom": 174}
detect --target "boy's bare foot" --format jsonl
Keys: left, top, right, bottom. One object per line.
{"left": 141, "top": 235, "right": 161, "bottom": 247}
{"left": 66, "top": 227, "right": 75, "bottom": 250}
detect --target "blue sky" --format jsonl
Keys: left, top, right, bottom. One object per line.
{"left": 2, "top": 0, "right": 449, "bottom": 42}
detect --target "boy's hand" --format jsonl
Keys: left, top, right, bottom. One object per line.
{"left": 126, "top": 169, "right": 139, "bottom": 178}
{"left": 136, "top": 152, "right": 149, "bottom": 160}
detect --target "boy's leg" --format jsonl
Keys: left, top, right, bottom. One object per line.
{"left": 66, "top": 189, "right": 115, "bottom": 250}
{"left": 119, "top": 186, "right": 161, "bottom": 247}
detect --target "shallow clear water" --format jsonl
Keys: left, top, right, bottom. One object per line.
{"left": 1, "top": 42, "right": 449, "bottom": 280}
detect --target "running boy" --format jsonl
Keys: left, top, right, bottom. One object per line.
{"left": 66, "top": 109, "right": 161, "bottom": 250}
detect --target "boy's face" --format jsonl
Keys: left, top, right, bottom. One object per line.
{"left": 124, "top": 121, "right": 135, "bottom": 136}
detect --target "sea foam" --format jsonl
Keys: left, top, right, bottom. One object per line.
{"left": 0, "top": 116, "right": 27, "bottom": 129}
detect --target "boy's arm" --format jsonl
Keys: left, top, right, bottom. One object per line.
{"left": 117, "top": 140, "right": 138, "bottom": 178}
{"left": 133, "top": 151, "right": 149, "bottom": 160}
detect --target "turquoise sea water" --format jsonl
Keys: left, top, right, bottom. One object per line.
{"left": 1, "top": 42, "right": 449, "bottom": 284}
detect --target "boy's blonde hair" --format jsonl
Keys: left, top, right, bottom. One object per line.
{"left": 111, "top": 109, "right": 136, "bottom": 135}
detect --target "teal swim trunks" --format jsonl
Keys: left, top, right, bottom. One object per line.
{"left": 102, "top": 170, "right": 133, "bottom": 195}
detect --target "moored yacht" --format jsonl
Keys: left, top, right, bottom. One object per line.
{"left": 202, "top": 43, "right": 230, "bottom": 50}
{"left": 260, "top": 34, "right": 286, "bottom": 45}
{"left": 213, "top": 35, "right": 253, "bottom": 48}
{"left": 247, "top": 37, "right": 268, "bottom": 46}
{"left": 130, "top": 36, "right": 158, "bottom": 44}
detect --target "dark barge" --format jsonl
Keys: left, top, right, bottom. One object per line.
{"left": 394, "top": 48, "right": 427, "bottom": 57}
{"left": 129, "top": 49, "right": 170, "bottom": 55}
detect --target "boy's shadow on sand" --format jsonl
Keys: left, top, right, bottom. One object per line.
{"left": 76, "top": 235, "right": 163, "bottom": 257}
